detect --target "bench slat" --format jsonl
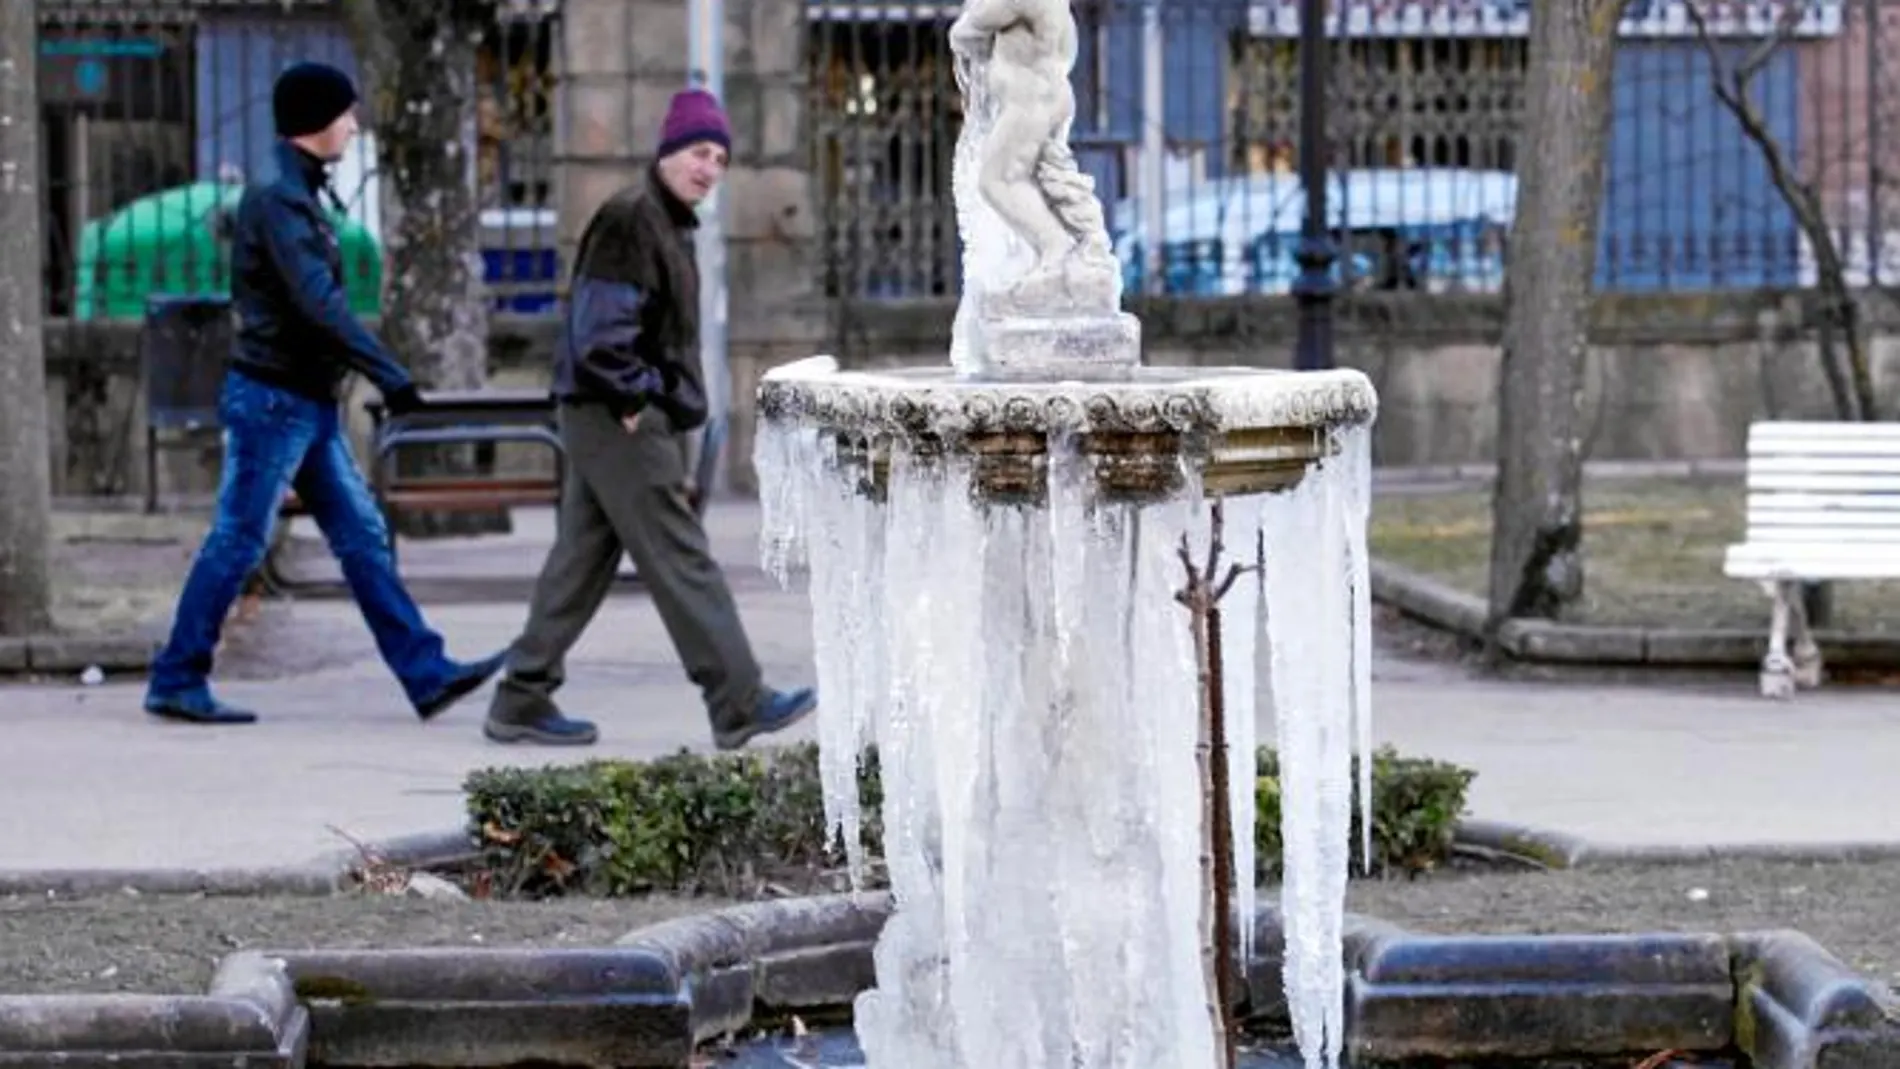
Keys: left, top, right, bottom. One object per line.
{"left": 384, "top": 489, "right": 561, "bottom": 510}
{"left": 383, "top": 477, "right": 558, "bottom": 495}
{"left": 1747, "top": 473, "right": 1900, "bottom": 493}
{"left": 1745, "top": 455, "right": 1900, "bottom": 474}
{"left": 1748, "top": 510, "right": 1900, "bottom": 530}
{"left": 1749, "top": 437, "right": 1900, "bottom": 455}
{"left": 1750, "top": 421, "right": 1900, "bottom": 442}
{"left": 1748, "top": 492, "right": 1900, "bottom": 512}
{"left": 1739, "top": 526, "right": 1900, "bottom": 544}
{"left": 1749, "top": 437, "right": 1900, "bottom": 456}
{"left": 1725, "top": 545, "right": 1900, "bottom": 580}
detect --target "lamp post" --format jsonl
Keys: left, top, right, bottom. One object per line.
{"left": 686, "top": 0, "right": 730, "bottom": 492}
{"left": 1292, "top": 0, "right": 1336, "bottom": 371}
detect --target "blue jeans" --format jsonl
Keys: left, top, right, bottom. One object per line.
{"left": 147, "top": 371, "right": 454, "bottom": 705}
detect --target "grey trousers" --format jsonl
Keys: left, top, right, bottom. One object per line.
{"left": 490, "top": 402, "right": 763, "bottom": 729}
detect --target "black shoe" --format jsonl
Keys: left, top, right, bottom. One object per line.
{"left": 144, "top": 693, "right": 258, "bottom": 725}
{"left": 713, "top": 687, "right": 817, "bottom": 751}
{"left": 415, "top": 652, "right": 508, "bottom": 722}
{"left": 484, "top": 712, "right": 600, "bottom": 746}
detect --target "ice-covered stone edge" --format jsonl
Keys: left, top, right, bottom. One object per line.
{"left": 756, "top": 356, "right": 1379, "bottom": 443}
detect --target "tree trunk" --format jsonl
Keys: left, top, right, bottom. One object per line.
{"left": 1485, "top": 0, "right": 1628, "bottom": 637}
{"left": 0, "top": 0, "right": 56, "bottom": 637}
{"left": 341, "top": 0, "right": 508, "bottom": 539}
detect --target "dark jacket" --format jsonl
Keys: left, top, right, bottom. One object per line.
{"left": 552, "top": 170, "right": 707, "bottom": 431}
{"left": 226, "top": 141, "right": 412, "bottom": 402}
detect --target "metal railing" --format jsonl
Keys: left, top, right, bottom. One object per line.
{"left": 806, "top": 0, "right": 1875, "bottom": 299}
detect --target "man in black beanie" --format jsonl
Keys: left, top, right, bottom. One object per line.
{"left": 143, "top": 61, "right": 505, "bottom": 726}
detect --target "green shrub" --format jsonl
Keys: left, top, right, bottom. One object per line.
{"left": 466, "top": 742, "right": 1472, "bottom": 898}
{"left": 1254, "top": 746, "right": 1477, "bottom": 880}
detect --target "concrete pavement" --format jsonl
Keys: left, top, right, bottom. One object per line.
{"left": 2, "top": 502, "right": 1896, "bottom": 873}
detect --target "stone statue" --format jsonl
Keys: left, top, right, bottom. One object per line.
{"left": 949, "top": 0, "right": 1133, "bottom": 369}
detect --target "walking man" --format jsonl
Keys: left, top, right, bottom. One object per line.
{"left": 143, "top": 62, "right": 505, "bottom": 725}
{"left": 485, "top": 89, "right": 815, "bottom": 748}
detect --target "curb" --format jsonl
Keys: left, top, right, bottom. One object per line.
{"left": 0, "top": 634, "right": 157, "bottom": 677}
{"left": 1372, "top": 458, "right": 1747, "bottom": 487}
{"left": 1371, "top": 559, "right": 1900, "bottom": 670}
{"left": 1454, "top": 820, "right": 1900, "bottom": 870}
{"left": 0, "top": 828, "right": 476, "bottom": 899}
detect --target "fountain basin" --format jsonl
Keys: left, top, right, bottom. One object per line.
{"left": 756, "top": 358, "right": 1378, "bottom": 503}
{"left": 0, "top": 892, "right": 1889, "bottom": 1067}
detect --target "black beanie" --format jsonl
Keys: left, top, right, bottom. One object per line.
{"left": 272, "top": 62, "right": 358, "bottom": 139}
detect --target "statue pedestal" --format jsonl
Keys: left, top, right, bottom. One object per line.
{"left": 980, "top": 312, "right": 1142, "bottom": 378}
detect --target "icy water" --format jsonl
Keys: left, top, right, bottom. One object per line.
{"left": 721, "top": 1030, "right": 1303, "bottom": 1068}
{"left": 717, "top": 1031, "right": 1731, "bottom": 1069}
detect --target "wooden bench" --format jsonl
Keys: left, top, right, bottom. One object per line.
{"left": 1722, "top": 420, "right": 1900, "bottom": 698}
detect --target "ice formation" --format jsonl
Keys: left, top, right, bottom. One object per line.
{"left": 756, "top": 409, "right": 1375, "bottom": 1069}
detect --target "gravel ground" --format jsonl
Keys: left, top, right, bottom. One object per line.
{"left": 0, "top": 891, "right": 724, "bottom": 995}
{"left": 4, "top": 859, "right": 1897, "bottom": 1000}
{"left": 1347, "top": 856, "right": 1900, "bottom": 988}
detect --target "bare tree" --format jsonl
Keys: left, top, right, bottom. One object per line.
{"left": 1686, "top": 0, "right": 1876, "bottom": 423}
{"left": 0, "top": 0, "right": 55, "bottom": 636}
{"left": 340, "top": 0, "right": 504, "bottom": 537}
{"left": 1485, "top": 0, "right": 1634, "bottom": 637}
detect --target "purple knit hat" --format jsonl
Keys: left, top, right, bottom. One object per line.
{"left": 657, "top": 89, "right": 732, "bottom": 159}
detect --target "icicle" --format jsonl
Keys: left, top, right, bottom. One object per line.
{"left": 1339, "top": 426, "right": 1376, "bottom": 874}
{"left": 1260, "top": 453, "right": 1356, "bottom": 1069}
{"left": 1219, "top": 494, "right": 1268, "bottom": 969}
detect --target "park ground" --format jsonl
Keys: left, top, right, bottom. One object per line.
{"left": 3, "top": 475, "right": 1899, "bottom": 1000}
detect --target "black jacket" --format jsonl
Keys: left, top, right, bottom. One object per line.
{"left": 226, "top": 141, "right": 412, "bottom": 401}
{"left": 552, "top": 170, "right": 707, "bottom": 431}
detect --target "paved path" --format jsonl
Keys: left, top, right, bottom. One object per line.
{"left": 3, "top": 501, "right": 1897, "bottom": 873}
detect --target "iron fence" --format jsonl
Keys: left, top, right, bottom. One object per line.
{"left": 806, "top": 0, "right": 1880, "bottom": 300}
{"left": 36, "top": 0, "right": 561, "bottom": 325}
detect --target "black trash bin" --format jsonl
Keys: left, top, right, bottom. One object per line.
{"left": 141, "top": 294, "right": 235, "bottom": 513}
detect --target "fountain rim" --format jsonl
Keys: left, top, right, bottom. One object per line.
{"left": 756, "top": 357, "right": 1380, "bottom": 440}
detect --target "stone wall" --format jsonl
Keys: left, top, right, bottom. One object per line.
{"left": 47, "top": 289, "right": 1900, "bottom": 502}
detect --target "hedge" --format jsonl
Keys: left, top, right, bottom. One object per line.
{"left": 465, "top": 743, "right": 1473, "bottom": 899}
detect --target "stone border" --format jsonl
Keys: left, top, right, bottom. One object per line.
{"left": 1457, "top": 819, "right": 1900, "bottom": 870}
{"left": 1372, "top": 558, "right": 1900, "bottom": 670}
{"left": 0, "top": 828, "right": 476, "bottom": 898}
{"left": 0, "top": 634, "right": 157, "bottom": 677}
{"left": 0, "top": 951, "right": 307, "bottom": 1068}
{"left": 1372, "top": 457, "right": 1748, "bottom": 487}
{"left": 0, "top": 889, "right": 1893, "bottom": 1068}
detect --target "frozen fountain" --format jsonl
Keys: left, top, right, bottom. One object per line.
{"left": 754, "top": 2, "right": 1377, "bottom": 1068}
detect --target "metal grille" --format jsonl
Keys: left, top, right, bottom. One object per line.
{"left": 808, "top": 2, "right": 962, "bottom": 300}
{"left": 806, "top": 0, "right": 1866, "bottom": 299}
{"left": 36, "top": 0, "right": 561, "bottom": 323}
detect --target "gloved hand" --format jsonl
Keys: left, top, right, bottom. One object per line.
{"left": 383, "top": 382, "right": 425, "bottom": 416}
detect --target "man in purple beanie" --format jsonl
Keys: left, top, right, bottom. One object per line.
{"left": 142, "top": 61, "right": 506, "bottom": 725}
{"left": 485, "top": 88, "right": 817, "bottom": 747}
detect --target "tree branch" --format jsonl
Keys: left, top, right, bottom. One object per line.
{"left": 1685, "top": 0, "right": 1876, "bottom": 422}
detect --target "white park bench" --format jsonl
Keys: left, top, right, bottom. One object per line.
{"left": 1723, "top": 420, "right": 1900, "bottom": 699}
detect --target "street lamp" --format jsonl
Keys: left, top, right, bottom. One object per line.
{"left": 1292, "top": 0, "right": 1336, "bottom": 371}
